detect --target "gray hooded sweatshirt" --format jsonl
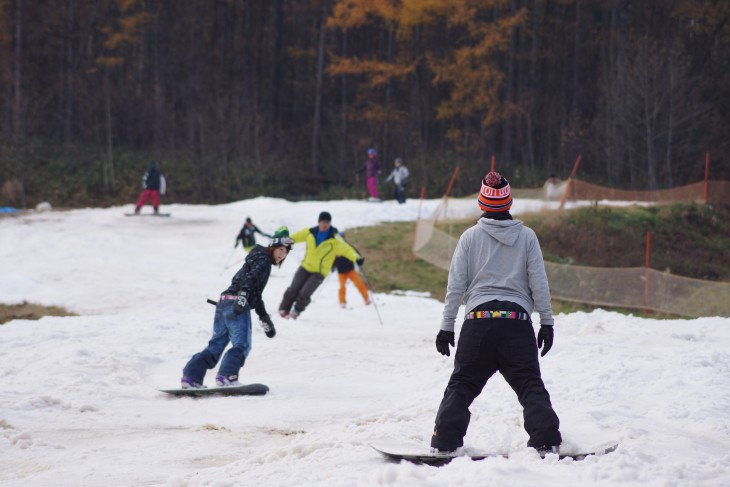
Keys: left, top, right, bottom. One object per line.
{"left": 440, "top": 218, "right": 554, "bottom": 332}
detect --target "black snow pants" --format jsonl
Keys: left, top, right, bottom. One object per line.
{"left": 431, "top": 300, "right": 561, "bottom": 452}
{"left": 279, "top": 266, "right": 325, "bottom": 314}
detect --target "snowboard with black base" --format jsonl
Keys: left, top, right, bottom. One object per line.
{"left": 371, "top": 442, "right": 619, "bottom": 466}
{"left": 159, "top": 383, "right": 269, "bottom": 397}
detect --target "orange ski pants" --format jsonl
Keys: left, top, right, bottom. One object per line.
{"left": 338, "top": 270, "right": 369, "bottom": 304}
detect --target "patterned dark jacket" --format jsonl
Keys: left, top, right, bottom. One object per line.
{"left": 223, "top": 245, "right": 273, "bottom": 319}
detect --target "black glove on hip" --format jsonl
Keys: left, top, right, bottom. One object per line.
{"left": 537, "top": 325, "right": 554, "bottom": 357}
{"left": 233, "top": 291, "right": 248, "bottom": 315}
{"left": 435, "top": 330, "right": 455, "bottom": 357}
{"left": 356, "top": 256, "right": 365, "bottom": 266}
{"left": 259, "top": 315, "right": 276, "bottom": 338}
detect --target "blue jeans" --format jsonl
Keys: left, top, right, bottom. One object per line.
{"left": 182, "top": 300, "right": 252, "bottom": 383}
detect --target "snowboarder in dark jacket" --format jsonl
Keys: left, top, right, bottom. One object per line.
{"left": 235, "top": 217, "right": 272, "bottom": 252}
{"left": 431, "top": 171, "right": 561, "bottom": 454}
{"left": 134, "top": 163, "right": 166, "bottom": 214}
{"left": 180, "top": 227, "right": 293, "bottom": 389}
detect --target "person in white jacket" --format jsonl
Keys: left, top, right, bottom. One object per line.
{"left": 430, "top": 171, "right": 562, "bottom": 455}
{"left": 384, "top": 157, "right": 409, "bottom": 204}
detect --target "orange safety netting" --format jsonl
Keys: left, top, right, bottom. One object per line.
{"left": 560, "top": 179, "right": 730, "bottom": 205}
{"left": 412, "top": 192, "right": 730, "bottom": 318}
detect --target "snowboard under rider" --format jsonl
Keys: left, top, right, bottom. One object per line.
{"left": 180, "top": 227, "right": 294, "bottom": 389}
{"left": 430, "top": 171, "right": 562, "bottom": 454}
{"left": 235, "top": 217, "right": 272, "bottom": 252}
{"left": 278, "top": 211, "right": 363, "bottom": 319}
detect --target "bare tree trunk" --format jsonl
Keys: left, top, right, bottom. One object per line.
{"left": 340, "top": 30, "right": 348, "bottom": 179}
{"left": 665, "top": 52, "right": 674, "bottom": 188}
{"left": 13, "top": 0, "right": 22, "bottom": 138}
{"left": 311, "top": 10, "right": 326, "bottom": 177}
{"left": 104, "top": 76, "right": 116, "bottom": 191}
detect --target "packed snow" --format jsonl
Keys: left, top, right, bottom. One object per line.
{"left": 1, "top": 196, "right": 729, "bottom": 487}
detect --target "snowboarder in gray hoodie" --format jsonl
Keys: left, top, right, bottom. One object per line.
{"left": 430, "top": 171, "right": 562, "bottom": 454}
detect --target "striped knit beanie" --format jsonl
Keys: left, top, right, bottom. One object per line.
{"left": 477, "top": 171, "right": 512, "bottom": 213}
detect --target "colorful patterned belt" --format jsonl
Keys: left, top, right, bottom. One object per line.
{"left": 465, "top": 310, "right": 529, "bottom": 321}
{"left": 219, "top": 294, "right": 237, "bottom": 301}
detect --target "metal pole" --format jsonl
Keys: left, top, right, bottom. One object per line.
{"left": 358, "top": 266, "right": 384, "bottom": 326}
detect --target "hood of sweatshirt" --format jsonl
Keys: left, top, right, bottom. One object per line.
{"left": 477, "top": 218, "right": 523, "bottom": 246}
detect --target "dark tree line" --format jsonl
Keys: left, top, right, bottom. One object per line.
{"left": 0, "top": 0, "right": 728, "bottom": 206}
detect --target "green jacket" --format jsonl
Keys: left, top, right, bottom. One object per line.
{"left": 291, "top": 226, "right": 360, "bottom": 277}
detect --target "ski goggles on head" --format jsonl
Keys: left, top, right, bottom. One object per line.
{"left": 270, "top": 236, "right": 294, "bottom": 248}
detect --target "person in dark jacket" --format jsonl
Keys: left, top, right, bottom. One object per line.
{"left": 134, "top": 163, "right": 167, "bottom": 214}
{"left": 355, "top": 148, "right": 382, "bottom": 201}
{"left": 180, "top": 227, "right": 293, "bottom": 389}
{"left": 235, "top": 217, "right": 272, "bottom": 252}
{"left": 430, "top": 171, "right": 562, "bottom": 454}
{"left": 332, "top": 232, "right": 370, "bottom": 308}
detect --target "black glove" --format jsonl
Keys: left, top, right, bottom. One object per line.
{"left": 435, "top": 330, "right": 455, "bottom": 357}
{"left": 537, "top": 325, "right": 554, "bottom": 357}
{"left": 234, "top": 240, "right": 239, "bottom": 248}
{"left": 233, "top": 291, "right": 248, "bottom": 315}
{"left": 356, "top": 256, "right": 365, "bottom": 266}
{"left": 259, "top": 315, "right": 276, "bottom": 338}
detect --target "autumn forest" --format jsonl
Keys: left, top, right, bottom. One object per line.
{"left": 1, "top": 0, "right": 729, "bottom": 206}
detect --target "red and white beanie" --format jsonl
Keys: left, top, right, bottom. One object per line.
{"left": 478, "top": 171, "right": 512, "bottom": 213}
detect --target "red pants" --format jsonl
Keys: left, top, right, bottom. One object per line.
{"left": 338, "top": 270, "right": 370, "bottom": 305}
{"left": 366, "top": 177, "right": 379, "bottom": 198}
{"left": 135, "top": 190, "right": 160, "bottom": 211}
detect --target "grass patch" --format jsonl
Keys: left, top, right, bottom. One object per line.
{"left": 344, "top": 222, "right": 449, "bottom": 302}
{"left": 0, "top": 302, "right": 76, "bottom": 324}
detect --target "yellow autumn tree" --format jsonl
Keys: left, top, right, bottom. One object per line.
{"left": 328, "top": 0, "right": 526, "bottom": 152}
{"left": 96, "top": 0, "right": 151, "bottom": 68}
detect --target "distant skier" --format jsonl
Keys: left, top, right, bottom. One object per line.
{"left": 333, "top": 232, "right": 370, "bottom": 308}
{"left": 134, "top": 163, "right": 166, "bottom": 215}
{"left": 235, "top": 217, "right": 272, "bottom": 252}
{"left": 355, "top": 148, "right": 382, "bottom": 202}
{"left": 180, "top": 227, "right": 294, "bottom": 389}
{"left": 384, "top": 157, "right": 409, "bottom": 204}
{"left": 430, "top": 171, "right": 562, "bottom": 454}
{"left": 278, "top": 211, "right": 363, "bottom": 319}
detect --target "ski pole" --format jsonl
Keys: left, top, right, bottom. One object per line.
{"left": 207, "top": 298, "right": 217, "bottom": 306}
{"left": 357, "top": 265, "right": 384, "bottom": 326}
{"left": 223, "top": 257, "right": 245, "bottom": 271}
{"left": 310, "top": 272, "right": 332, "bottom": 303}
{"left": 219, "top": 247, "right": 238, "bottom": 275}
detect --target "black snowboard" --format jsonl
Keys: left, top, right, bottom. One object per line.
{"left": 125, "top": 213, "right": 171, "bottom": 217}
{"left": 371, "top": 442, "right": 618, "bottom": 466}
{"left": 159, "top": 383, "right": 269, "bottom": 397}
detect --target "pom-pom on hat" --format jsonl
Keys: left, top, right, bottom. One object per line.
{"left": 478, "top": 171, "right": 512, "bottom": 213}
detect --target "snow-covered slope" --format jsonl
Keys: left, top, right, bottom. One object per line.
{"left": 1, "top": 197, "right": 728, "bottom": 487}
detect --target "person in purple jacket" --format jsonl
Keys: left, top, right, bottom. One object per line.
{"left": 355, "top": 148, "right": 382, "bottom": 201}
